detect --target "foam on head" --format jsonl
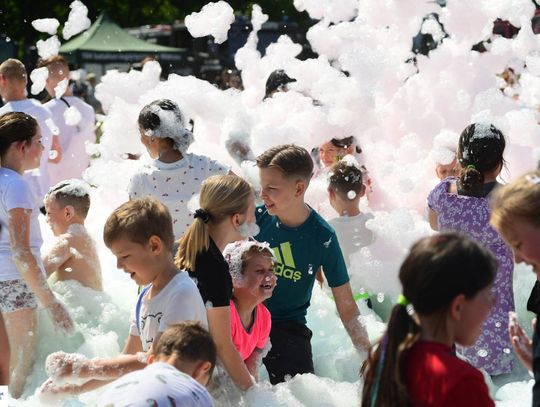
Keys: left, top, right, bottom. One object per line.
{"left": 46, "top": 179, "right": 91, "bottom": 218}
{"left": 138, "top": 99, "right": 195, "bottom": 154}
{"left": 328, "top": 155, "right": 364, "bottom": 200}
{"left": 223, "top": 240, "right": 275, "bottom": 282}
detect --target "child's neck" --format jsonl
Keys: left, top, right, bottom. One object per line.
{"left": 277, "top": 202, "right": 311, "bottom": 228}
{"left": 419, "top": 314, "right": 454, "bottom": 347}
{"left": 336, "top": 205, "right": 360, "bottom": 217}
{"left": 150, "top": 257, "right": 178, "bottom": 293}
{"left": 1, "top": 155, "right": 25, "bottom": 174}
{"left": 233, "top": 296, "right": 258, "bottom": 329}
{"left": 157, "top": 148, "right": 183, "bottom": 164}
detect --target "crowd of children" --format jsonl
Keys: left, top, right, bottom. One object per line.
{"left": 1, "top": 90, "right": 540, "bottom": 407}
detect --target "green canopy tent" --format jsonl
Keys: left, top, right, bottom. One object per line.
{"left": 60, "top": 12, "right": 186, "bottom": 67}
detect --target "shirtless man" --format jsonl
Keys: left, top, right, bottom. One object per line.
{"left": 42, "top": 179, "right": 102, "bottom": 291}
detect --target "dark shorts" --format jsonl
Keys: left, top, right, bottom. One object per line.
{"left": 263, "top": 320, "right": 314, "bottom": 384}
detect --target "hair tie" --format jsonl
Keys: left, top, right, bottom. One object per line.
{"left": 193, "top": 208, "right": 210, "bottom": 223}
{"left": 397, "top": 294, "right": 409, "bottom": 306}
{"left": 466, "top": 164, "right": 476, "bottom": 170}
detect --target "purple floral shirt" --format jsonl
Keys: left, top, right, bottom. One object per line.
{"left": 428, "top": 177, "right": 514, "bottom": 375}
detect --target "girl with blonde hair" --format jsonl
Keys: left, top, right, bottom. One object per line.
{"left": 176, "top": 174, "right": 259, "bottom": 390}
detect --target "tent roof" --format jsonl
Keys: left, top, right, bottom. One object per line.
{"left": 60, "top": 12, "right": 185, "bottom": 61}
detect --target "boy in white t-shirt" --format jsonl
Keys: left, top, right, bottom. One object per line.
{"left": 129, "top": 99, "right": 229, "bottom": 239}
{"left": 40, "top": 56, "right": 96, "bottom": 185}
{"left": 327, "top": 157, "right": 374, "bottom": 268}
{"left": 39, "top": 198, "right": 207, "bottom": 397}
{"left": 98, "top": 322, "right": 215, "bottom": 407}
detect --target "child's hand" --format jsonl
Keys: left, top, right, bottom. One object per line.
{"left": 508, "top": 312, "right": 533, "bottom": 371}
{"left": 45, "top": 351, "right": 88, "bottom": 382}
{"left": 46, "top": 301, "right": 75, "bottom": 335}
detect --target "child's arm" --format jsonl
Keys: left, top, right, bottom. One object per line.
{"left": 49, "top": 134, "right": 62, "bottom": 164}
{"left": 123, "top": 334, "right": 144, "bottom": 354}
{"left": 0, "top": 313, "right": 9, "bottom": 385}
{"left": 207, "top": 306, "right": 254, "bottom": 390}
{"left": 428, "top": 208, "right": 439, "bottom": 231}
{"left": 42, "top": 237, "right": 72, "bottom": 277}
{"left": 9, "top": 208, "right": 74, "bottom": 334}
{"left": 331, "top": 282, "right": 371, "bottom": 352}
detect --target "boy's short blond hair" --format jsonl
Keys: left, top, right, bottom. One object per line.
{"left": 104, "top": 197, "right": 175, "bottom": 250}
{"left": 46, "top": 180, "right": 91, "bottom": 218}
{"left": 328, "top": 160, "right": 364, "bottom": 201}
{"left": 256, "top": 144, "right": 313, "bottom": 181}
{"left": 0, "top": 59, "right": 27, "bottom": 83}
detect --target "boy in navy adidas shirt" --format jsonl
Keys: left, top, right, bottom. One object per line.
{"left": 255, "top": 144, "right": 370, "bottom": 384}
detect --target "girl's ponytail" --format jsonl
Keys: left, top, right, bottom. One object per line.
{"left": 362, "top": 302, "right": 420, "bottom": 407}
{"left": 361, "top": 233, "right": 496, "bottom": 407}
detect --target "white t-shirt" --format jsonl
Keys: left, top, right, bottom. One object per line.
{"left": 0, "top": 168, "right": 44, "bottom": 281}
{"left": 328, "top": 213, "right": 375, "bottom": 268}
{"left": 45, "top": 96, "right": 95, "bottom": 185}
{"left": 129, "top": 272, "right": 208, "bottom": 352}
{"left": 98, "top": 362, "right": 214, "bottom": 407}
{"left": 0, "top": 99, "right": 56, "bottom": 203}
{"left": 128, "top": 153, "right": 229, "bottom": 239}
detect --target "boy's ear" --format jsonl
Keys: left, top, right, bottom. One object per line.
{"left": 147, "top": 353, "right": 156, "bottom": 364}
{"left": 192, "top": 361, "right": 213, "bottom": 387}
{"left": 64, "top": 205, "right": 75, "bottom": 219}
{"left": 294, "top": 180, "right": 307, "bottom": 197}
{"left": 148, "top": 235, "right": 163, "bottom": 254}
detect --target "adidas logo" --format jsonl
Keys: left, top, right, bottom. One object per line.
{"left": 272, "top": 242, "right": 302, "bottom": 282}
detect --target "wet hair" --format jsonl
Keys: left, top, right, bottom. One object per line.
{"left": 264, "top": 69, "right": 296, "bottom": 98}
{"left": 153, "top": 321, "right": 216, "bottom": 373}
{"left": 175, "top": 175, "right": 252, "bottom": 271}
{"left": 328, "top": 160, "right": 364, "bottom": 201}
{"left": 0, "top": 112, "right": 38, "bottom": 157}
{"left": 104, "top": 197, "right": 175, "bottom": 251}
{"left": 223, "top": 241, "right": 275, "bottom": 282}
{"left": 46, "top": 180, "right": 91, "bottom": 218}
{"left": 0, "top": 58, "right": 27, "bottom": 83}
{"left": 361, "top": 233, "right": 496, "bottom": 407}
{"left": 457, "top": 123, "right": 505, "bottom": 194}
{"left": 330, "top": 136, "right": 362, "bottom": 154}
{"left": 138, "top": 99, "right": 193, "bottom": 152}
{"left": 256, "top": 144, "right": 314, "bottom": 181}
{"left": 491, "top": 170, "right": 540, "bottom": 239}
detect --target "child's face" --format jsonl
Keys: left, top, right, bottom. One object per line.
{"left": 319, "top": 141, "right": 350, "bottom": 168}
{"left": 24, "top": 130, "right": 44, "bottom": 171}
{"left": 259, "top": 167, "right": 304, "bottom": 217}
{"left": 454, "top": 284, "right": 495, "bottom": 347}
{"left": 44, "top": 198, "right": 69, "bottom": 236}
{"left": 435, "top": 158, "right": 457, "bottom": 180}
{"left": 108, "top": 236, "right": 159, "bottom": 286}
{"left": 505, "top": 218, "right": 540, "bottom": 278}
{"left": 234, "top": 253, "right": 276, "bottom": 301}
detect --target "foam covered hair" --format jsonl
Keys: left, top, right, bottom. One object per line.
{"left": 223, "top": 240, "right": 276, "bottom": 281}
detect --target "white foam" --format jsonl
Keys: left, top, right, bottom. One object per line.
{"left": 31, "top": 18, "right": 60, "bottom": 35}
{"left": 184, "top": 1, "right": 235, "bottom": 44}
{"left": 30, "top": 67, "right": 49, "bottom": 95}
{"left": 63, "top": 0, "right": 91, "bottom": 40}
{"left": 36, "top": 35, "right": 60, "bottom": 60}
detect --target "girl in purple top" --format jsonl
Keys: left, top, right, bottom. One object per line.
{"left": 427, "top": 123, "right": 514, "bottom": 375}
